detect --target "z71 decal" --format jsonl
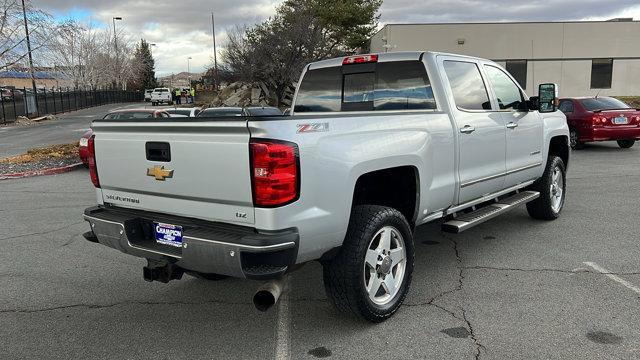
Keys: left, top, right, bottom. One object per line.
{"left": 297, "top": 123, "right": 329, "bottom": 133}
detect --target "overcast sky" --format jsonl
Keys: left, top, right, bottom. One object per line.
{"left": 35, "top": 0, "right": 640, "bottom": 77}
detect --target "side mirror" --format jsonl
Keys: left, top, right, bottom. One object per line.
{"left": 538, "top": 83, "right": 558, "bottom": 113}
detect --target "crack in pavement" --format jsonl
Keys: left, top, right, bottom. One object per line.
{"left": 6, "top": 221, "right": 85, "bottom": 241}
{"left": 0, "top": 204, "right": 92, "bottom": 212}
{"left": 0, "top": 190, "right": 84, "bottom": 194}
{"left": 0, "top": 299, "right": 252, "bottom": 314}
{"left": 462, "top": 308, "right": 485, "bottom": 360}
{"left": 405, "top": 234, "right": 485, "bottom": 359}
{"left": 462, "top": 265, "right": 640, "bottom": 276}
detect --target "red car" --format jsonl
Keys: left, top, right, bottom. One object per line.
{"left": 79, "top": 109, "right": 171, "bottom": 165}
{"left": 559, "top": 97, "right": 640, "bottom": 149}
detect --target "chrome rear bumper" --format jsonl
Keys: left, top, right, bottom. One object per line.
{"left": 83, "top": 206, "right": 298, "bottom": 280}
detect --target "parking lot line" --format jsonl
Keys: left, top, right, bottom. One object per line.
{"left": 583, "top": 262, "right": 640, "bottom": 295}
{"left": 275, "top": 277, "right": 291, "bottom": 360}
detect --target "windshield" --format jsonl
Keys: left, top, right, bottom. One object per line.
{"left": 198, "top": 108, "right": 243, "bottom": 117}
{"left": 103, "top": 112, "right": 154, "bottom": 119}
{"left": 579, "top": 97, "right": 631, "bottom": 111}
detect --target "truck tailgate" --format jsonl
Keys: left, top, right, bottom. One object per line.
{"left": 92, "top": 120, "right": 254, "bottom": 225}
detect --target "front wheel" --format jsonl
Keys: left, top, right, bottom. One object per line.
{"left": 527, "top": 156, "right": 566, "bottom": 220}
{"left": 617, "top": 140, "right": 635, "bottom": 149}
{"left": 323, "top": 205, "right": 414, "bottom": 323}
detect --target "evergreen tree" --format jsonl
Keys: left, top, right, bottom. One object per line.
{"left": 130, "top": 39, "right": 157, "bottom": 90}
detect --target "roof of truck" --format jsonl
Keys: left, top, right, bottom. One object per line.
{"left": 307, "top": 51, "right": 491, "bottom": 70}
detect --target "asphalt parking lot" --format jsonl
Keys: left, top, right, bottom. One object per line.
{"left": 1, "top": 142, "right": 639, "bottom": 360}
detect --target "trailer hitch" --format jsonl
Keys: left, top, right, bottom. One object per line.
{"left": 143, "top": 259, "right": 184, "bottom": 283}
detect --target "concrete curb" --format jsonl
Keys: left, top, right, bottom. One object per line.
{"left": 0, "top": 162, "right": 84, "bottom": 180}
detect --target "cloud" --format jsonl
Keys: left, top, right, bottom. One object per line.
{"left": 35, "top": 0, "right": 639, "bottom": 76}
{"left": 36, "top": 0, "right": 280, "bottom": 76}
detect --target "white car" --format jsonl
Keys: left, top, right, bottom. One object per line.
{"left": 150, "top": 88, "right": 172, "bottom": 106}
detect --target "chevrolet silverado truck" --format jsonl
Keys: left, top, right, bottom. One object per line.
{"left": 82, "top": 52, "right": 569, "bottom": 322}
{"left": 150, "top": 87, "right": 173, "bottom": 106}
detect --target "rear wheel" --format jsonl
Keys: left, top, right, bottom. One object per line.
{"left": 527, "top": 156, "right": 566, "bottom": 220}
{"left": 569, "top": 128, "right": 583, "bottom": 150}
{"left": 617, "top": 140, "right": 635, "bottom": 149}
{"left": 323, "top": 205, "right": 414, "bottom": 322}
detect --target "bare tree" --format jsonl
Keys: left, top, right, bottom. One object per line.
{"left": 0, "top": 0, "right": 56, "bottom": 70}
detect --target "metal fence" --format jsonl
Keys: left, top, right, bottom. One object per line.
{"left": 0, "top": 88, "right": 144, "bottom": 124}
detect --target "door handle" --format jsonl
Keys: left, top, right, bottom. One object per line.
{"left": 506, "top": 122, "right": 518, "bottom": 129}
{"left": 460, "top": 125, "right": 475, "bottom": 134}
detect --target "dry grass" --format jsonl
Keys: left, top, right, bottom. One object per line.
{"left": 614, "top": 96, "right": 640, "bottom": 108}
{"left": 0, "top": 143, "right": 79, "bottom": 164}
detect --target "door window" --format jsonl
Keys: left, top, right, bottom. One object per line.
{"left": 443, "top": 61, "right": 491, "bottom": 111}
{"left": 483, "top": 65, "right": 525, "bottom": 111}
{"left": 558, "top": 100, "right": 574, "bottom": 114}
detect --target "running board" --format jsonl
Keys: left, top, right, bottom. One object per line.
{"left": 441, "top": 191, "right": 540, "bottom": 234}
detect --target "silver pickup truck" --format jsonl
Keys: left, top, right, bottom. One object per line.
{"left": 82, "top": 51, "right": 569, "bottom": 322}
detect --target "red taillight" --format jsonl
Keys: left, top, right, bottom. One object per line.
{"left": 87, "top": 135, "right": 100, "bottom": 188}
{"left": 342, "top": 54, "right": 378, "bottom": 65}
{"left": 250, "top": 140, "right": 299, "bottom": 207}
{"left": 591, "top": 115, "right": 607, "bottom": 127}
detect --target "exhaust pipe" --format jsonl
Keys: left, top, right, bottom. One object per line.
{"left": 253, "top": 278, "right": 284, "bottom": 312}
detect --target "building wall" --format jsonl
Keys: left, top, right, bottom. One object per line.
{"left": 0, "top": 77, "right": 73, "bottom": 90}
{"left": 370, "top": 21, "right": 640, "bottom": 97}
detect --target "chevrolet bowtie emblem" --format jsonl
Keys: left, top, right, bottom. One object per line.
{"left": 146, "top": 165, "right": 174, "bottom": 181}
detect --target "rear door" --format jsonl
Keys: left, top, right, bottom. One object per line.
{"left": 482, "top": 64, "right": 543, "bottom": 187}
{"left": 92, "top": 120, "right": 255, "bottom": 225}
{"left": 440, "top": 57, "right": 506, "bottom": 204}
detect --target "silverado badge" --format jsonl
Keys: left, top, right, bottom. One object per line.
{"left": 146, "top": 165, "right": 174, "bottom": 181}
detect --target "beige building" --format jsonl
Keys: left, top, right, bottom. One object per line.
{"left": 370, "top": 19, "right": 640, "bottom": 97}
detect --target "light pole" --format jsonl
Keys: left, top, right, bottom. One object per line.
{"left": 187, "top": 56, "right": 192, "bottom": 87}
{"left": 112, "top": 17, "right": 122, "bottom": 89}
{"left": 211, "top": 12, "right": 220, "bottom": 90}
{"left": 21, "top": 0, "right": 37, "bottom": 114}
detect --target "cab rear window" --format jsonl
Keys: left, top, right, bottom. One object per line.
{"left": 294, "top": 60, "right": 436, "bottom": 113}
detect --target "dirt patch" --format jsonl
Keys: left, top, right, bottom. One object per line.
{"left": 1, "top": 114, "right": 56, "bottom": 128}
{"left": 1, "top": 143, "right": 79, "bottom": 164}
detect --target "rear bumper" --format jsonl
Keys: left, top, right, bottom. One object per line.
{"left": 83, "top": 206, "right": 298, "bottom": 280}
{"left": 581, "top": 126, "right": 640, "bottom": 142}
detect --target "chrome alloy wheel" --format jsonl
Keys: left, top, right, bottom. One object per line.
{"left": 363, "top": 226, "right": 406, "bottom": 306}
{"left": 550, "top": 166, "right": 564, "bottom": 213}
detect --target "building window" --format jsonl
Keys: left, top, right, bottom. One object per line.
{"left": 591, "top": 59, "right": 613, "bottom": 89}
{"left": 505, "top": 60, "right": 527, "bottom": 88}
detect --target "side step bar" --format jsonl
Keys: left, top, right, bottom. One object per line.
{"left": 441, "top": 191, "right": 540, "bottom": 234}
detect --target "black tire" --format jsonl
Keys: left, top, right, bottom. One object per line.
{"left": 527, "top": 156, "right": 566, "bottom": 220}
{"left": 185, "top": 271, "right": 228, "bottom": 281}
{"left": 322, "top": 205, "right": 414, "bottom": 323}
{"left": 617, "top": 140, "right": 635, "bottom": 149}
{"left": 569, "top": 128, "right": 583, "bottom": 150}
